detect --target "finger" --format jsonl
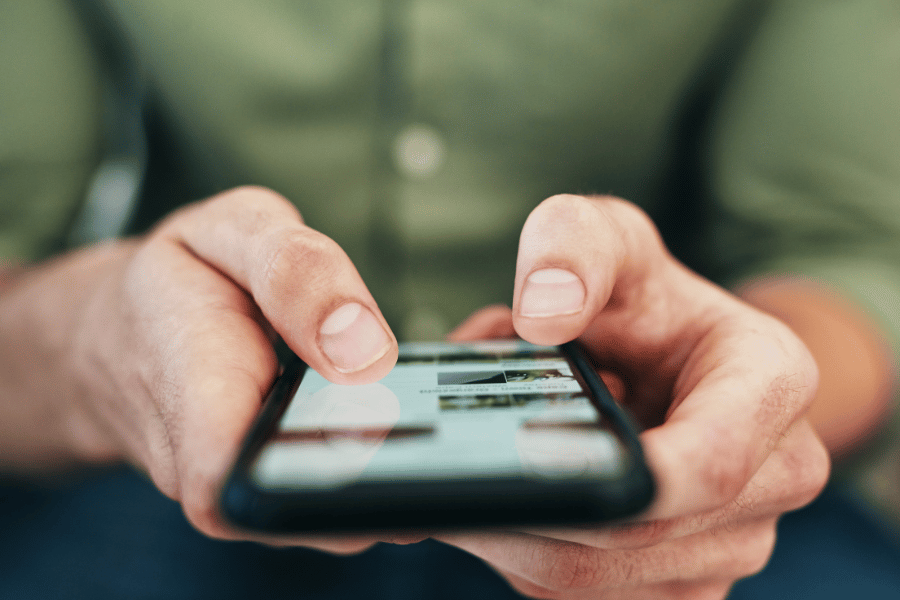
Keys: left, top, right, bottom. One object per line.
{"left": 131, "top": 187, "right": 395, "bottom": 540}
{"left": 157, "top": 186, "right": 397, "bottom": 384}
{"left": 263, "top": 529, "right": 428, "bottom": 553}
{"left": 448, "top": 305, "right": 515, "bottom": 341}
{"left": 120, "top": 236, "right": 280, "bottom": 530}
{"left": 512, "top": 195, "right": 672, "bottom": 346}
{"left": 155, "top": 263, "right": 386, "bottom": 549}
{"left": 640, "top": 313, "right": 819, "bottom": 519}
{"left": 597, "top": 370, "right": 628, "bottom": 403}
{"left": 653, "top": 580, "right": 737, "bottom": 600}
{"left": 438, "top": 518, "right": 776, "bottom": 593}
{"left": 519, "top": 419, "right": 828, "bottom": 549}
{"left": 256, "top": 535, "right": 381, "bottom": 555}
{"left": 512, "top": 194, "right": 820, "bottom": 520}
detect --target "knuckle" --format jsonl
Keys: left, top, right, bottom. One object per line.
{"left": 209, "top": 187, "right": 303, "bottom": 235}
{"left": 808, "top": 440, "right": 832, "bottom": 497}
{"left": 702, "top": 432, "right": 754, "bottom": 506}
{"left": 181, "top": 494, "right": 226, "bottom": 540}
{"left": 598, "top": 197, "right": 663, "bottom": 244}
{"left": 726, "top": 484, "right": 763, "bottom": 520}
{"left": 738, "top": 522, "right": 778, "bottom": 578}
{"left": 533, "top": 194, "right": 655, "bottom": 235}
{"left": 708, "top": 466, "right": 751, "bottom": 507}
{"left": 145, "top": 456, "right": 180, "bottom": 501}
{"left": 784, "top": 427, "right": 831, "bottom": 509}
{"left": 528, "top": 194, "right": 596, "bottom": 229}
{"left": 178, "top": 471, "right": 238, "bottom": 541}
{"left": 761, "top": 319, "right": 820, "bottom": 411}
{"left": 600, "top": 195, "right": 652, "bottom": 226}
{"left": 152, "top": 186, "right": 303, "bottom": 243}
{"left": 759, "top": 369, "right": 817, "bottom": 455}
{"left": 789, "top": 330, "right": 820, "bottom": 395}
{"left": 255, "top": 229, "right": 344, "bottom": 308}
{"left": 209, "top": 185, "right": 298, "bottom": 215}
{"left": 609, "top": 518, "right": 678, "bottom": 549}
{"left": 701, "top": 521, "right": 777, "bottom": 583}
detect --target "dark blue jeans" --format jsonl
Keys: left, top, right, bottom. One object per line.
{"left": 2, "top": 467, "right": 898, "bottom": 599}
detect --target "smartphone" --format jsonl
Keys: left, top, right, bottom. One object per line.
{"left": 220, "top": 340, "right": 654, "bottom": 533}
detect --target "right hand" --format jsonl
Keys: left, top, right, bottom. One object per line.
{"left": 64, "top": 186, "right": 398, "bottom": 550}
{"left": 439, "top": 195, "right": 829, "bottom": 599}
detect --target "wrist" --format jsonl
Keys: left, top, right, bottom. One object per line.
{"left": 0, "top": 242, "right": 133, "bottom": 474}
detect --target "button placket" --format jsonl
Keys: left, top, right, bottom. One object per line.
{"left": 392, "top": 123, "right": 446, "bottom": 179}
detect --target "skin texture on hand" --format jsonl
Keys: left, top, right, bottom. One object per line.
{"left": 0, "top": 186, "right": 397, "bottom": 552}
{"left": 0, "top": 189, "right": 854, "bottom": 588}
{"left": 739, "top": 279, "right": 896, "bottom": 459}
{"left": 0, "top": 241, "right": 130, "bottom": 473}
{"left": 441, "top": 194, "right": 831, "bottom": 600}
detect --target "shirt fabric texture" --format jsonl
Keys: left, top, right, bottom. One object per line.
{"left": 2, "top": 0, "right": 900, "bottom": 530}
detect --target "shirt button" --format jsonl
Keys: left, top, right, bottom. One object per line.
{"left": 393, "top": 124, "right": 446, "bottom": 179}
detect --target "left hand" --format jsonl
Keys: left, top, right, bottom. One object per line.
{"left": 439, "top": 194, "right": 830, "bottom": 599}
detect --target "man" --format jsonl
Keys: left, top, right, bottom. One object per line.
{"left": 1, "top": 1, "right": 897, "bottom": 598}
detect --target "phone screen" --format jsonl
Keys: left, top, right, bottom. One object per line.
{"left": 250, "top": 341, "right": 627, "bottom": 491}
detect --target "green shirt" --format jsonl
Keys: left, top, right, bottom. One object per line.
{"left": 3, "top": 0, "right": 900, "bottom": 527}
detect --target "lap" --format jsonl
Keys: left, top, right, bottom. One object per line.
{"left": 2, "top": 468, "right": 898, "bottom": 599}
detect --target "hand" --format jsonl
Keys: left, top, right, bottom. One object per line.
{"left": 8, "top": 186, "right": 398, "bottom": 552}
{"left": 442, "top": 195, "right": 830, "bottom": 599}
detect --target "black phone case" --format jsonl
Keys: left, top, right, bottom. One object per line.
{"left": 220, "top": 342, "right": 655, "bottom": 533}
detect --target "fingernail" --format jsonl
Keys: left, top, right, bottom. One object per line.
{"left": 519, "top": 268, "right": 585, "bottom": 317}
{"left": 320, "top": 303, "right": 392, "bottom": 373}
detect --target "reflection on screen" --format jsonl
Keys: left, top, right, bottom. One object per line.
{"left": 252, "top": 341, "right": 623, "bottom": 489}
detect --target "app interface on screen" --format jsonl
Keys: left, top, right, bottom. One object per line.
{"left": 252, "top": 341, "right": 624, "bottom": 489}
